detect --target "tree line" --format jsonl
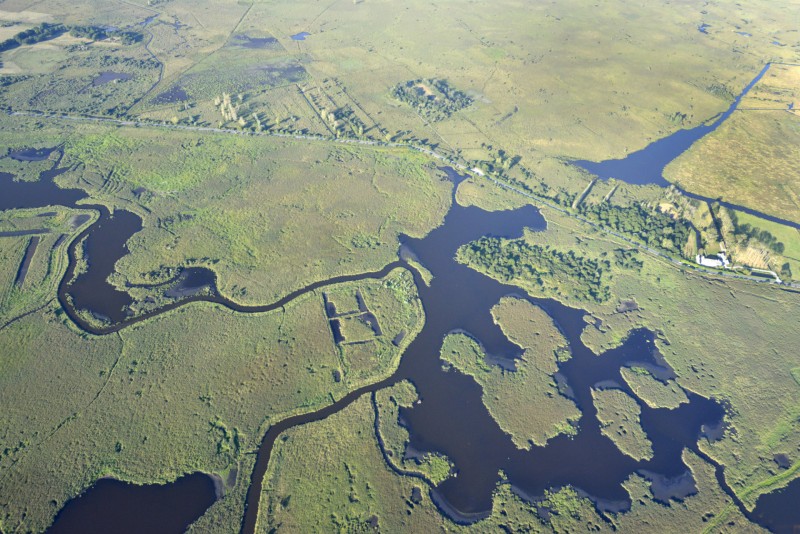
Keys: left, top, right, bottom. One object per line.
{"left": 458, "top": 237, "right": 611, "bottom": 303}
{"left": 0, "top": 23, "right": 142, "bottom": 53}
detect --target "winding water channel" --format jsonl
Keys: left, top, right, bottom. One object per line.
{"left": 2, "top": 159, "right": 790, "bottom": 532}
{"left": 4, "top": 73, "right": 798, "bottom": 530}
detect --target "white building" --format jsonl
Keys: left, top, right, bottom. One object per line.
{"left": 696, "top": 253, "right": 730, "bottom": 268}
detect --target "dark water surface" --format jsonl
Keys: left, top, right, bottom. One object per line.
{"left": 47, "top": 473, "right": 218, "bottom": 534}
{"left": 752, "top": 477, "right": 800, "bottom": 534}
{"left": 0, "top": 161, "right": 776, "bottom": 532}
{"left": 290, "top": 31, "right": 310, "bottom": 41}
{"left": 232, "top": 34, "right": 281, "bottom": 49}
{"left": 92, "top": 71, "right": 133, "bottom": 86}
{"left": 573, "top": 63, "right": 800, "bottom": 228}
{"left": 7, "top": 146, "right": 58, "bottom": 161}
{"left": 240, "top": 170, "right": 753, "bottom": 532}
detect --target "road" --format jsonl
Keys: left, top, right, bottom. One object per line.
{"left": 5, "top": 108, "right": 799, "bottom": 290}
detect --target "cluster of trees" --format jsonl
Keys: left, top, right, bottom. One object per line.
{"left": 0, "top": 23, "right": 142, "bottom": 54}
{"left": 70, "top": 25, "right": 143, "bottom": 44}
{"left": 322, "top": 105, "right": 366, "bottom": 138}
{"left": 99, "top": 54, "right": 159, "bottom": 70}
{"left": 728, "top": 212, "right": 786, "bottom": 254}
{"left": 69, "top": 25, "right": 109, "bottom": 41}
{"left": 459, "top": 237, "right": 611, "bottom": 303}
{"left": 391, "top": 78, "right": 472, "bottom": 121}
{"left": 112, "top": 30, "right": 144, "bottom": 45}
{"left": 613, "top": 248, "right": 643, "bottom": 271}
{"left": 0, "top": 23, "right": 66, "bottom": 52}
{"left": 578, "top": 201, "right": 691, "bottom": 253}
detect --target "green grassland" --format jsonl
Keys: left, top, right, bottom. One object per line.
{"left": 456, "top": 197, "right": 800, "bottom": 508}
{"left": 621, "top": 366, "right": 689, "bottom": 410}
{"left": 259, "top": 390, "right": 760, "bottom": 532}
{"left": 374, "top": 381, "right": 454, "bottom": 485}
{"left": 3, "top": 0, "right": 792, "bottom": 207}
{"left": 0, "top": 266, "right": 421, "bottom": 532}
{"left": 44, "top": 123, "right": 452, "bottom": 306}
{"left": 440, "top": 296, "right": 580, "bottom": 449}
{"left": 592, "top": 388, "right": 654, "bottom": 462}
{"left": 0, "top": 206, "right": 97, "bottom": 324}
{"left": 0, "top": 0, "right": 799, "bottom": 531}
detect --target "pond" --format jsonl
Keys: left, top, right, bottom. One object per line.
{"left": 46, "top": 473, "right": 219, "bottom": 534}
{"left": 92, "top": 71, "right": 133, "bottom": 86}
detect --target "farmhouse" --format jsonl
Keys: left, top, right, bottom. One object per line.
{"left": 696, "top": 253, "right": 730, "bottom": 268}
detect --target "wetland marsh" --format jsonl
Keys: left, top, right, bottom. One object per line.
{"left": 1, "top": 1, "right": 799, "bottom": 532}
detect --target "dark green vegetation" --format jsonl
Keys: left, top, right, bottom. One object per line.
{"left": 0, "top": 22, "right": 142, "bottom": 53}
{"left": 0, "top": 23, "right": 66, "bottom": 52}
{"left": 727, "top": 208, "right": 786, "bottom": 255}
{"left": 391, "top": 79, "right": 472, "bottom": 122}
{"left": 458, "top": 235, "right": 611, "bottom": 302}
{"left": 579, "top": 201, "right": 692, "bottom": 254}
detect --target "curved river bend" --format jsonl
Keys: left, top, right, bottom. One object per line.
{"left": 1, "top": 160, "right": 790, "bottom": 533}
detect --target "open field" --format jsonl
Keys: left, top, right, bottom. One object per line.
{"left": 33, "top": 123, "right": 454, "bottom": 306}
{"left": 665, "top": 63, "right": 800, "bottom": 224}
{"left": 440, "top": 296, "right": 581, "bottom": 450}
{"left": 592, "top": 387, "right": 654, "bottom": 462}
{"left": 664, "top": 108, "right": 800, "bottom": 225}
{"left": 0, "top": 0, "right": 799, "bottom": 531}
{"left": 0, "top": 266, "right": 421, "bottom": 532}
